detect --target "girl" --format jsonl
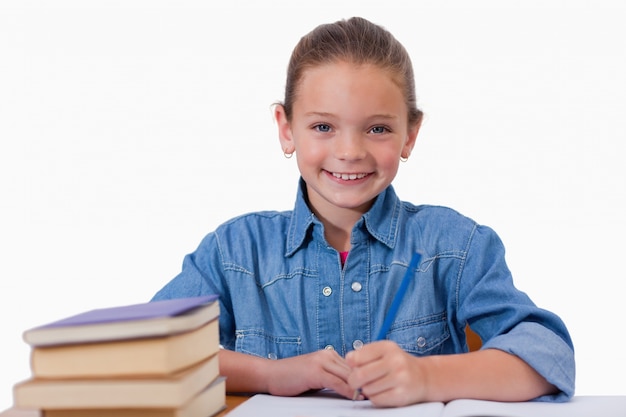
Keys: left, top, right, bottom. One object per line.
{"left": 152, "top": 17, "right": 574, "bottom": 407}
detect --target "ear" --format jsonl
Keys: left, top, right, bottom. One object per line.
{"left": 402, "top": 119, "right": 422, "bottom": 159}
{"left": 275, "top": 104, "right": 295, "bottom": 154}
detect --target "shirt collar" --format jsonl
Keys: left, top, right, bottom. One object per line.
{"left": 285, "top": 178, "right": 402, "bottom": 256}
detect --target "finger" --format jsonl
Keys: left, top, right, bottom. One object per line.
{"left": 316, "top": 349, "right": 350, "bottom": 373}
{"left": 348, "top": 355, "right": 390, "bottom": 394}
{"left": 346, "top": 342, "right": 386, "bottom": 367}
{"left": 325, "top": 360, "right": 352, "bottom": 380}
{"left": 360, "top": 359, "right": 417, "bottom": 407}
{"left": 366, "top": 378, "right": 416, "bottom": 408}
{"left": 361, "top": 369, "right": 396, "bottom": 397}
{"left": 322, "top": 373, "right": 357, "bottom": 399}
{"left": 312, "top": 352, "right": 354, "bottom": 397}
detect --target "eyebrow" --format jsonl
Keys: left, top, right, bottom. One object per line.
{"left": 303, "top": 111, "right": 399, "bottom": 120}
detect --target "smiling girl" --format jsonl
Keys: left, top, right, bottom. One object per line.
{"left": 152, "top": 17, "right": 575, "bottom": 407}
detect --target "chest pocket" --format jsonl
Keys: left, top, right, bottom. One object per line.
{"left": 386, "top": 311, "right": 450, "bottom": 355}
{"left": 235, "top": 329, "right": 302, "bottom": 360}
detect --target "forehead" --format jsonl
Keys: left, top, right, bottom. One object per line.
{"left": 293, "top": 61, "right": 407, "bottom": 117}
{"left": 299, "top": 60, "right": 403, "bottom": 91}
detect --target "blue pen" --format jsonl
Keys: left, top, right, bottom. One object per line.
{"left": 352, "top": 251, "right": 422, "bottom": 400}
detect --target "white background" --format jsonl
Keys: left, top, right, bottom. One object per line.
{"left": 1, "top": 0, "right": 625, "bottom": 410}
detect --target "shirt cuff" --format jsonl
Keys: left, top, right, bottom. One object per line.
{"left": 481, "top": 321, "right": 575, "bottom": 402}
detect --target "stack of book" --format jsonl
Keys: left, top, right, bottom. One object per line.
{"left": 12, "top": 295, "right": 224, "bottom": 417}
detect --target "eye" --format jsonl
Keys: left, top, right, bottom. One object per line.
{"left": 314, "top": 124, "right": 332, "bottom": 133}
{"left": 369, "top": 125, "right": 390, "bottom": 134}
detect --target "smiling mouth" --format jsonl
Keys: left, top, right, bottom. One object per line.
{"left": 331, "top": 172, "right": 369, "bottom": 180}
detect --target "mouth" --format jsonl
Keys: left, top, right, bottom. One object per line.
{"left": 330, "top": 172, "right": 370, "bottom": 181}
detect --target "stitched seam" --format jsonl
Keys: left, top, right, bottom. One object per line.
{"left": 455, "top": 223, "right": 477, "bottom": 318}
{"left": 260, "top": 268, "right": 316, "bottom": 289}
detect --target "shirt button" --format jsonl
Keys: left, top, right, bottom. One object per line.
{"left": 416, "top": 336, "right": 426, "bottom": 348}
{"left": 351, "top": 282, "right": 362, "bottom": 292}
{"left": 352, "top": 339, "right": 364, "bottom": 350}
{"left": 324, "top": 344, "right": 335, "bottom": 351}
{"left": 268, "top": 352, "right": 277, "bottom": 360}
{"left": 322, "top": 286, "right": 332, "bottom": 297}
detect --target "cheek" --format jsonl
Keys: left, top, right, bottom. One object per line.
{"left": 294, "top": 139, "right": 328, "bottom": 163}
{"left": 294, "top": 146, "right": 324, "bottom": 176}
{"left": 382, "top": 160, "right": 401, "bottom": 179}
{"left": 374, "top": 147, "right": 403, "bottom": 170}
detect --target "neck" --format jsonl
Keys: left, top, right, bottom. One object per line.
{"left": 303, "top": 183, "right": 375, "bottom": 252}
{"left": 312, "top": 207, "right": 362, "bottom": 252}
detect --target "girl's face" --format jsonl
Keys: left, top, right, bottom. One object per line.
{"left": 276, "top": 61, "right": 419, "bottom": 220}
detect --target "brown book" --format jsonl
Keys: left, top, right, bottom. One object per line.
{"left": 30, "top": 319, "right": 219, "bottom": 378}
{"left": 13, "top": 354, "right": 219, "bottom": 409}
{"left": 41, "top": 377, "right": 226, "bottom": 417}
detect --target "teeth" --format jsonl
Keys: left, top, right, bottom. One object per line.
{"left": 332, "top": 172, "right": 367, "bottom": 180}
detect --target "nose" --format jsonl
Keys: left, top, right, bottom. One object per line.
{"left": 333, "top": 130, "right": 366, "bottom": 161}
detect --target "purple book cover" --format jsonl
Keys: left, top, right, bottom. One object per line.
{"left": 33, "top": 295, "right": 219, "bottom": 330}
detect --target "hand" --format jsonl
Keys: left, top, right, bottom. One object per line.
{"left": 265, "top": 349, "right": 354, "bottom": 399}
{"left": 346, "top": 340, "right": 428, "bottom": 407}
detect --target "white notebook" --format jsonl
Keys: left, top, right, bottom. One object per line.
{"left": 225, "top": 393, "right": 626, "bottom": 417}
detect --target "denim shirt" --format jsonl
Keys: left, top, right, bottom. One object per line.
{"left": 152, "top": 179, "right": 575, "bottom": 401}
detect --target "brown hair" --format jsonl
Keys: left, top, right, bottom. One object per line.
{"left": 281, "top": 16, "right": 423, "bottom": 127}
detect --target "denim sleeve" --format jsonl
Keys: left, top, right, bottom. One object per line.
{"left": 150, "top": 232, "right": 237, "bottom": 350}
{"left": 456, "top": 224, "right": 575, "bottom": 402}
